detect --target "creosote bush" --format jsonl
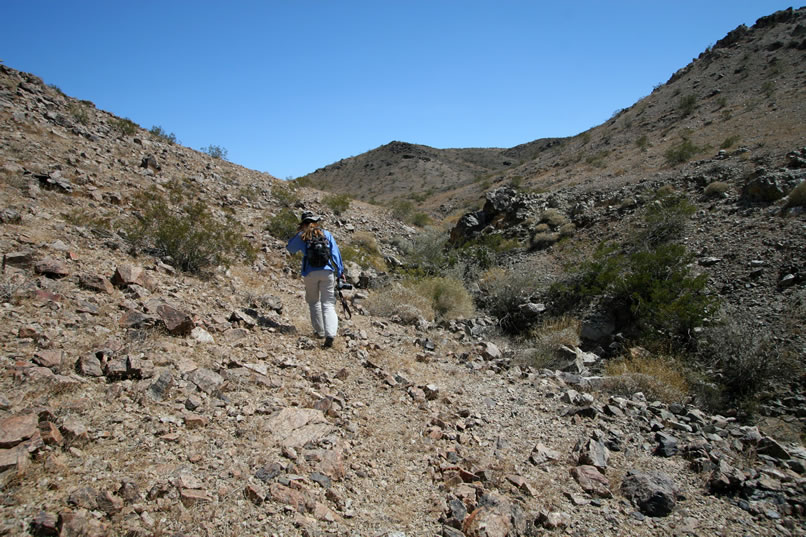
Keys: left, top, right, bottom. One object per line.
{"left": 127, "top": 189, "right": 255, "bottom": 273}
{"left": 265, "top": 208, "right": 299, "bottom": 240}
{"left": 323, "top": 193, "right": 351, "bottom": 215}
{"left": 665, "top": 137, "right": 701, "bottom": 165}
{"left": 150, "top": 125, "right": 177, "bottom": 144}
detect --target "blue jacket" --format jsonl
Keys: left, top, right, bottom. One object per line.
{"left": 286, "top": 229, "right": 345, "bottom": 278}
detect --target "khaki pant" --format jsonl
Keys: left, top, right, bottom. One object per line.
{"left": 304, "top": 269, "right": 338, "bottom": 338}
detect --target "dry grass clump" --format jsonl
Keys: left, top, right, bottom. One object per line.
{"left": 525, "top": 316, "right": 581, "bottom": 368}
{"left": 540, "top": 208, "right": 569, "bottom": 228}
{"left": 365, "top": 282, "right": 435, "bottom": 324}
{"left": 602, "top": 355, "right": 689, "bottom": 404}
{"left": 704, "top": 181, "right": 731, "bottom": 198}
{"left": 415, "top": 276, "right": 475, "bottom": 320}
{"left": 785, "top": 180, "right": 806, "bottom": 208}
{"left": 350, "top": 231, "right": 381, "bottom": 255}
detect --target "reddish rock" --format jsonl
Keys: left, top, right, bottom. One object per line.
{"left": 33, "top": 350, "right": 63, "bottom": 369}
{"left": 571, "top": 465, "right": 612, "bottom": 498}
{"left": 268, "top": 483, "right": 306, "bottom": 512}
{"left": 156, "top": 303, "right": 194, "bottom": 335}
{"left": 183, "top": 413, "right": 208, "bottom": 429}
{"left": 60, "top": 417, "right": 89, "bottom": 445}
{"left": 111, "top": 264, "right": 143, "bottom": 288}
{"left": 0, "top": 413, "right": 38, "bottom": 448}
{"left": 30, "top": 510, "right": 59, "bottom": 536}
{"left": 34, "top": 257, "right": 69, "bottom": 278}
{"left": 244, "top": 484, "right": 264, "bottom": 505}
{"left": 39, "top": 421, "right": 63, "bottom": 445}
{"left": 179, "top": 488, "right": 212, "bottom": 506}
{"left": 0, "top": 445, "right": 30, "bottom": 473}
{"left": 79, "top": 273, "right": 114, "bottom": 294}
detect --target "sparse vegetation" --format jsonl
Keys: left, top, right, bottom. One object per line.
{"left": 127, "top": 188, "right": 255, "bottom": 273}
{"left": 201, "top": 144, "right": 228, "bottom": 160}
{"left": 636, "top": 135, "right": 650, "bottom": 152}
{"left": 68, "top": 102, "right": 90, "bottom": 125}
{"left": 272, "top": 183, "right": 299, "bottom": 207}
{"left": 602, "top": 353, "right": 690, "bottom": 404}
{"left": 112, "top": 117, "right": 138, "bottom": 136}
{"left": 678, "top": 94, "right": 698, "bottom": 116}
{"left": 720, "top": 135, "right": 740, "bottom": 149}
{"left": 664, "top": 136, "right": 701, "bottom": 165}
{"left": 323, "top": 193, "right": 351, "bottom": 215}
{"left": 415, "top": 276, "right": 475, "bottom": 320}
{"left": 704, "top": 181, "right": 731, "bottom": 198}
{"left": 150, "top": 125, "right": 178, "bottom": 144}
{"left": 265, "top": 208, "right": 299, "bottom": 240}
{"left": 786, "top": 180, "right": 806, "bottom": 208}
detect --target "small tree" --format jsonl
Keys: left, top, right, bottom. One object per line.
{"left": 201, "top": 145, "right": 228, "bottom": 160}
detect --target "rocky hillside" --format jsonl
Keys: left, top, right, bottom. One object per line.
{"left": 0, "top": 10, "right": 806, "bottom": 537}
{"left": 300, "top": 7, "right": 806, "bottom": 218}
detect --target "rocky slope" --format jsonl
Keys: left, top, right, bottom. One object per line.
{"left": 301, "top": 7, "right": 806, "bottom": 218}
{"left": 0, "top": 22, "right": 806, "bottom": 537}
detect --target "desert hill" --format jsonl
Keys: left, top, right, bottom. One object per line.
{"left": 300, "top": 7, "right": 806, "bottom": 218}
{"left": 0, "top": 6, "right": 804, "bottom": 537}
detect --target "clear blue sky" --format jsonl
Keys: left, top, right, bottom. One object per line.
{"left": 1, "top": 1, "right": 794, "bottom": 179}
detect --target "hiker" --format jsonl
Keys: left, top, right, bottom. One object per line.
{"left": 286, "top": 211, "right": 345, "bottom": 348}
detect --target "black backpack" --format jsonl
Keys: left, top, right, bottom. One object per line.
{"left": 305, "top": 233, "right": 330, "bottom": 269}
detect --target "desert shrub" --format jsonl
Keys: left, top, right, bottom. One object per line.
{"left": 698, "top": 315, "right": 797, "bottom": 408}
{"left": 785, "top": 181, "right": 806, "bottom": 208}
{"left": 342, "top": 231, "right": 387, "bottom": 272}
{"left": 265, "top": 208, "right": 299, "bottom": 240}
{"left": 453, "top": 233, "right": 520, "bottom": 272}
{"left": 540, "top": 208, "right": 568, "bottom": 228}
{"left": 364, "top": 282, "right": 435, "bottom": 324}
{"left": 128, "top": 189, "right": 255, "bottom": 273}
{"left": 272, "top": 183, "right": 298, "bottom": 207}
{"left": 391, "top": 199, "right": 415, "bottom": 221}
{"left": 68, "top": 102, "right": 89, "bottom": 125}
{"left": 720, "top": 135, "right": 740, "bottom": 149}
{"left": 201, "top": 145, "right": 228, "bottom": 160}
{"left": 602, "top": 355, "right": 689, "bottom": 404}
{"left": 636, "top": 135, "right": 649, "bottom": 152}
{"left": 112, "top": 117, "right": 138, "bottom": 136}
{"left": 550, "top": 192, "right": 714, "bottom": 345}
{"left": 479, "top": 264, "right": 546, "bottom": 333}
{"left": 323, "top": 193, "right": 351, "bottom": 215}
{"left": 678, "top": 94, "right": 698, "bottom": 116}
{"left": 398, "top": 226, "right": 451, "bottom": 276}
{"left": 704, "top": 181, "right": 731, "bottom": 198}
{"left": 531, "top": 231, "right": 561, "bottom": 250}
{"left": 150, "top": 125, "right": 177, "bottom": 144}
{"left": 524, "top": 316, "right": 581, "bottom": 368}
{"left": 558, "top": 222, "right": 576, "bottom": 238}
{"left": 416, "top": 276, "right": 475, "bottom": 320}
{"left": 411, "top": 212, "right": 432, "bottom": 227}
{"left": 636, "top": 190, "right": 696, "bottom": 248}
{"left": 665, "top": 137, "right": 701, "bottom": 165}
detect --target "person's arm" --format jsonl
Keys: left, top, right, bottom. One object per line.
{"left": 286, "top": 232, "right": 304, "bottom": 254}
{"left": 328, "top": 232, "right": 345, "bottom": 278}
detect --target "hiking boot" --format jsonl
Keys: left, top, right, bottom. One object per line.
{"left": 323, "top": 336, "right": 334, "bottom": 348}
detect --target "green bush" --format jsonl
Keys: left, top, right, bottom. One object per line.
{"left": 323, "top": 193, "right": 351, "bottom": 215}
{"left": 636, "top": 135, "right": 650, "bottom": 152}
{"left": 720, "top": 135, "right": 740, "bottom": 149}
{"left": 201, "top": 145, "right": 228, "bottom": 160}
{"left": 113, "top": 117, "right": 138, "bottom": 136}
{"left": 272, "top": 183, "right": 298, "bottom": 207}
{"left": 128, "top": 190, "right": 255, "bottom": 273}
{"left": 265, "top": 208, "right": 299, "bottom": 240}
{"left": 343, "top": 231, "right": 387, "bottom": 272}
{"left": 68, "top": 103, "right": 90, "bottom": 125}
{"left": 678, "top": 94, "right": 698, "bottom": 116}
{"left": 551, "top": 193, "right": 714, "bottom": 345}
{"left": 150, "top": 125, "right": 177, "bottom": 144}
{"left": 664, "top": 137, "right": 701, "bottom": 165}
